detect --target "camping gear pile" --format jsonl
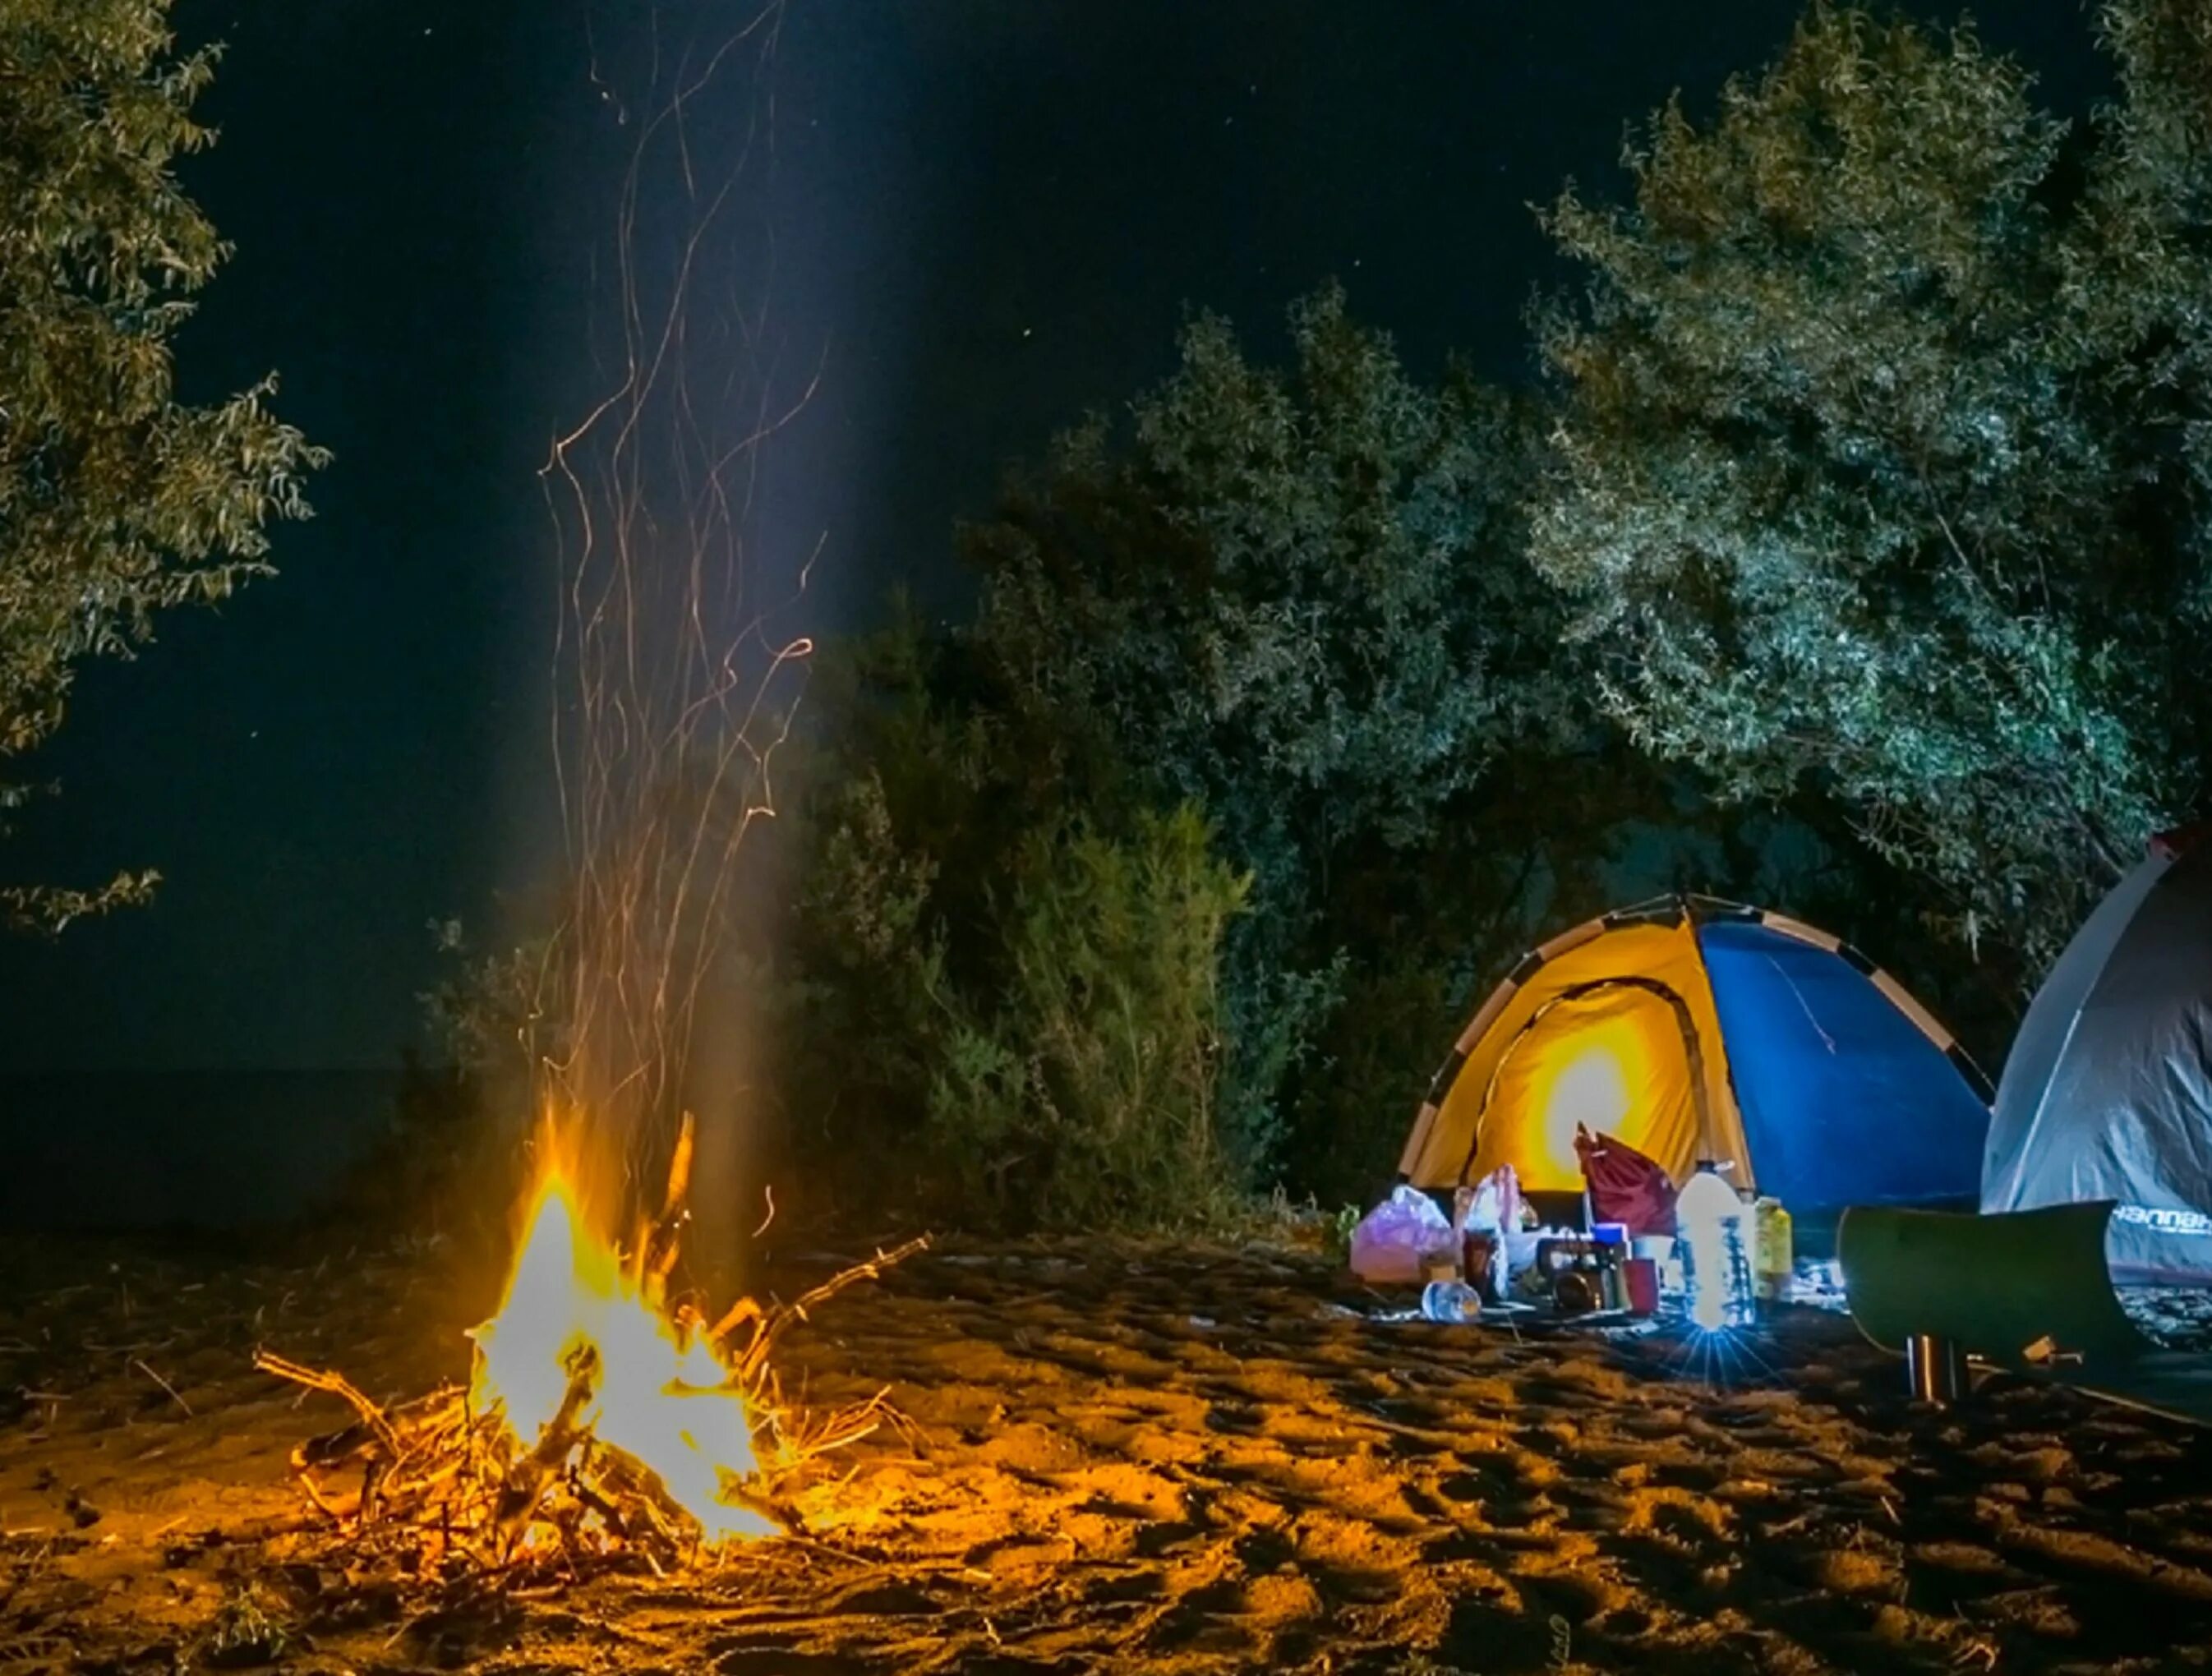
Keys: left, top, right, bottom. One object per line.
{"left": 1352, "top": 894, "right": 1981, "bottom": 1328}
{"left": 1356, "top": 849, "right": 2212, "bottom": 1381}
{"left": 1349, "top": 1122, "right": 1797, "bottom": 1328}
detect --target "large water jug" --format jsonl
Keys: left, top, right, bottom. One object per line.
{"left": 1677, "top": 1162, "right": 1754, "bottom": 1331}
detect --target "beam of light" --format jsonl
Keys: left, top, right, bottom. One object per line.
{"left": 1663, "top": 1323, "right": 1781, "bottom": 1390}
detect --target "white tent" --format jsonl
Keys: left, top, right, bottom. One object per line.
{"left": 1983, "top": 827, "right": 2212, "bottom": 1280}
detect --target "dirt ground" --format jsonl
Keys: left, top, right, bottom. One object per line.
{"left": 3, "top": 1230, "right": 2212, "bottom": 1675}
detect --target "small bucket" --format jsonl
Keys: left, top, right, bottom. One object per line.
{"left": 1623, "top": 1257, "right": 1660, "bottom": 1316}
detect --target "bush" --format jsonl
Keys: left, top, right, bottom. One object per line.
{"left": 919, "top": 806, "right": 1247, "bottom": 1232}
{"left": 773, "top": 660, "right": 1256, "bottom": 1236}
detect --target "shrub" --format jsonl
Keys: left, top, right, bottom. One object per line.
{"left": 919, "top": 807, "right": 1248, "bottom": 1232}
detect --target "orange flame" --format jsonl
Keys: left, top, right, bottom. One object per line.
{"left": 468, "top": 1149, "right": 770, "bottom": 1542}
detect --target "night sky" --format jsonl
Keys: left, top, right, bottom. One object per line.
{"left": 0, "top": 0, "right": 2102, "bottom": 1082}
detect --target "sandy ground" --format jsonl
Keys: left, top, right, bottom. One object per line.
{"left": 3, "top": 1231, "right": 2212, "bottom": 1675}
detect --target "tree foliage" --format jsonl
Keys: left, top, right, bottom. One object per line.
{"left": 771, "top": 295, "right": 1767, "bottom": 1218}
{"left": 769, "top": 616, "right": 1249, "bottom": 1232}
{"left": 757, "top": 4, "right": 2212, "bottom": 1227}
{"left": 0, "top": 0, "right": 325, "bottom": 928}
{"left": 750, "top": 8, "right": 2212, "bottom": 1224}
{"left": 971, "top": 286, "right": 1567, "bottom": 891}
{"left": 962, "top": 288, "right": 1597, "bottom": 1184}
{"left": 1533, "top": 2, "right": 2212, "bottom": 970}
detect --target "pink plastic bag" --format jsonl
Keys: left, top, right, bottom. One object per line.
{"left": 1349, "top": 1185, "right": 1455, "bottom": 1284}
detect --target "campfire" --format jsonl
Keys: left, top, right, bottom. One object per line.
{"left": 258, "top": 1117, "right": 924, "bottom": 1577}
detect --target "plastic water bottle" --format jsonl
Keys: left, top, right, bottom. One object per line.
{"left": 1678, "top": 1162, "right": 1755, "bottom": 1332}
{"left": 1421, "top": 1279, "right": 1482, "bottom": 1324}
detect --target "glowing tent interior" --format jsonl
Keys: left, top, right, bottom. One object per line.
{"left": 1396, "top": 897, "right": 1993, "bottom": 1215}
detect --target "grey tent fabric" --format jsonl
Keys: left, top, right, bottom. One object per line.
{"left": 1982, "top": 838, "right": 2212, "bottom": 1280}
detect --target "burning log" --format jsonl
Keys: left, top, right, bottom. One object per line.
{"left": 491, "top": 1344, "right": 599, "bottom": 1551}
{"left": 256, "top": 1121, "right": 928, "bottom": 1581}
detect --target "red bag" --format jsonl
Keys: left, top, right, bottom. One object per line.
{"left": 1574, "top": 1125, "right": 1677, "bottom": 1237}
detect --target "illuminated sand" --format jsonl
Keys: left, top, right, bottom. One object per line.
{"left": 3, "top": 1233, "right": 2212, "bottom": 1674}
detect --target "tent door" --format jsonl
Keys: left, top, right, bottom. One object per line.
{"left": 1457, "top": 977, "right": 1716, "bottom": 1192}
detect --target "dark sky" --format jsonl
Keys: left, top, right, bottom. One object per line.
{"left": 0, "top": 0, "right": 2104, "bottom": 1074}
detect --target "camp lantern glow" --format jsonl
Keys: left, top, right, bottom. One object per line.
{"left": 468, "top": 1156, "right": 772, "bottom": 1544}
{"left": 1538, "top": 1035, "right": 1634, "bottom": 1186}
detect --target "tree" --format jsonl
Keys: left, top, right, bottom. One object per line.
{"left": 973, "top": 286, "right": 1566, "bottom": 896}
{"left": 2069, "top": 0, "right": 2212, "bottom": 786}
{"left": 0, "top": 0, "right": 325, "bottom": 929}
{"left": 766, "top": 613, "right": 1251, "bottom": 1233}
{"left": 1532, "top": 3, "right": 2204, "bottom": 974}
{"left": 965, "top": 287, "right": 1586, "bottom": 1182}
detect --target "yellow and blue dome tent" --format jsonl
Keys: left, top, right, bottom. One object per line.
{"left": 1397, "top": 896, "right": 1993, "bottom": 1213}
